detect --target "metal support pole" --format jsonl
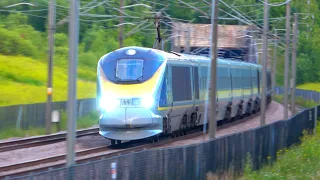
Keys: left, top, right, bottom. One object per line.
{"left": 177, "top": 29, "right": 181, "bottom": 52}
{"left": 67, "top": 0, "right": 79, "bottom": 167}
{"left": 45, "top": 0, "right": 56, "bottom": 135}
{"left": 208, "top": 0, "right": 219, "bottom": 139}
{"left": 283, "top": 2, "right": 291, "bottom": 120}
{"left": 314, "top": 106, "right": 318, "bottom": 134}
{"left": 291, "top": 14, "right": 298, "bottom": 115}
{"left": 171, "top": 23, "right": 175, "bottom": 52}
{"left": 260, "top": 0, "right": 269, "bottom": 126}
{"left": 119, "top": 0, "right": 124, "bottom": 48}
{"left": 185, "top": 27, "right": 190, "bottom": 53}
{"left": 272, "top": 30, "right": 277, "bottom": 93}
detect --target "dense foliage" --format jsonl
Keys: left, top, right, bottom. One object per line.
{"left": 0, "top": 0, "right": 319, "bottom": 85}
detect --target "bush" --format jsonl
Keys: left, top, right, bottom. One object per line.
{"left": 0, "top": 27, "right": 38, "bottom": 58}
{"left": 79, "top": 51, "right": 99, "bottom": 68}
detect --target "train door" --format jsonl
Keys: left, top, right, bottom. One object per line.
{"left": 251, "top": 66, "right": 258, "bottom": 97}
{"left": 191, "top": 62, "right": 201, "bottom": 126}
{"left": 217, "top": 62, "right": 232, "bottom": 120}
{"left": 158, "top": 65, "right": 169, "bottom": 110}
{"left": 192, "top": 66, "right": 200, "bottom": 106}
{"left": 168, "top": 62, "right": 194, "bottom": 132}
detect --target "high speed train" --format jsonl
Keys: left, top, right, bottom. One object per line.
{"left": 96, "top": 46, "right": 272, "bottom": 145}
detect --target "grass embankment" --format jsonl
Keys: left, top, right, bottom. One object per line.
{"left": 0, "top": 111, "right": 99, "bottom": 140}
{"left": 273, "top": 95, "right": 318, "bottom": 109}
{"left": 297, "top": 83, "right": 320, "bottom": 92}
{"left": 241, "top": 123, "right": 320, "bottom": 179}
{"left": 0, "top": 55, "right": 98, "bottom": 139}
{"left": 0, "top": 55, "right": 97, "bottom": 106}
{"left": 240, "top": 89, "right": 320, "bottom": 179}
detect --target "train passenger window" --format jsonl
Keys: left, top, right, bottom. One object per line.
{"left": 231, "top": 67, "right": 242, "bottom": 89}
{"left": 193, "top": 67, "right": 200, "bottom": 99}
{"left": 200, "top": 66, "right": 208, "bottom": 90}
{"left": 251, "top": 68, "right": 257, "bottom": 88}
{"left": 242, "top": 68, "right": 251, "bottom": 89}
{"left": 217, "top": 66, "right": 231, "bottom": 90}
{"left": 116, "top": 59, "right": 143, "bottom": 81}
{"left": 172, "top": 66, "right": 192, "bottom": 101}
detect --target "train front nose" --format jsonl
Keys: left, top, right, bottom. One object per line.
{"left": 99, "top": 107, "right": 153, "bottom": 128}
{"left": 126, "top": 108, "right": 153, "bottom": 127}
{"left": 99, "top": 107, "right": 162, "bottom": 141}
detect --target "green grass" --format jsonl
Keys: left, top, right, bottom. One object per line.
{"left": 273, "top": 94, "right": 318, "bottom": 109}
{"left": 59, "top": 111, "right": 99, "bottom": 130}
{"left": 0, "top": 111, "right": 99, "bottom": 140}
{"left": 240, "top": 96, "right": 320, "bottom": 179}
{"left": 0, "top": 55, "right": 97, "bottom": 106}
{"left": 297, "top": 83, "right": 320, "bottom": 92}
{"left": 241, "top": 122, "right": 320, "bottom": 180}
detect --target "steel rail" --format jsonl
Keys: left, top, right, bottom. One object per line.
{"left": 0, "top": 127, "right": 99, "bottom": 153}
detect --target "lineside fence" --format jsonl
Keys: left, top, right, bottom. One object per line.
{"left": 275, "top": 86, "right": 320, "bottom": 103}
{"left": 0, "top": 87, "right": 319, "bottom": 130}
{"left": 5, "top": 104, "right": 320, "bottom": 179}
{"left": 0, "top": 98, "right": 96, "bottom": 130}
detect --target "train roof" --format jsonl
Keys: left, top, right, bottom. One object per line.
{"left": 99, "top": 46, "right": 261, "bottom": 68}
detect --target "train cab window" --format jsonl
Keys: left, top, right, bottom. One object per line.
{"left": 193, "top": 67, "right": 200, "bottom": 99}
{"left": 172, "top": 66, "right": 192, "bottom": 101}
{"left": 116, "top": 59, "right": 143, "bottom": 81}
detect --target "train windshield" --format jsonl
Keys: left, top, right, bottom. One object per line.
{"left": 99, "top": 50, "right": 165, "bottom": 84}
{"left": 116, "top": 59, "right": 143, "bottom": 81}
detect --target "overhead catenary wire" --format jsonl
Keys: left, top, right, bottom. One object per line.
{"left": 2, "top": 0, "right": 291, "bottom": 50}
{"left": 258, "top": 0, "right": 291, "bottom": 7}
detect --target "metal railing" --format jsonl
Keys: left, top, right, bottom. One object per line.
{"left": 275, "top": 86, "right": 320, "bottom": 103}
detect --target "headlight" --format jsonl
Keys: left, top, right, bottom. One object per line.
{"left": 99, "top": 96, "right": 120, "bottom": 112}
{"left": 141, "top": 96, "right": 154, "bottom": 108}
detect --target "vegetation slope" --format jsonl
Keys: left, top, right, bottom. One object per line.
{"left": 241, "top": 122, "right": 320, "bottom": 180}
{"left": 0, "top": 0, "right": 320, "bottom": 106}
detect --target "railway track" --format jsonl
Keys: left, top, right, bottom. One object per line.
{"left": 0, "top": 129, "right": 204, "bottom": 179}
{"left": 0, "top": 127, "right": 99, "bottom": 153}
{"left": 0, "top": 111, "right": 260, "bottom": 179}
